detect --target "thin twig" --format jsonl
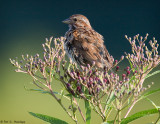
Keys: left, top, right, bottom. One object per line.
{"left": 48, "top": 85, "right": 78, "bottom": 123}
{"left": 124, "top": 99, "right": 137, "bottom": 118}
{"left": 73, "top": 98, "right": 86, "bottom": 123}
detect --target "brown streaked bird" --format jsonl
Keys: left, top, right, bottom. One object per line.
{"left": 62, "top": 14, "right": 113, "bottom": 68}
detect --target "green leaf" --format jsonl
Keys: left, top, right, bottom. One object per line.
{"left": 146, "top": 98, "right": 160, "bottom": 110}
{"left": 29, "top": 112, "right": 68, "bottom": 124}
{"left": 85, "top": 100, "right": 91, "bottom": 124}
{"left": 45, "top": 68, "right": 50, "bottom": 74}
{"left": 121, "top": 109, "right": 159, "bottom": 124}
{"left": 24, "top": 87, "right": 50, "bottom": 94}
{"left": 106, "top": 92, "right": 115, "bottom": 105}
{"left": 65, "top": 94, "right": 79, "bottom": 98}
{"left": 145, "top": 70, "right": 160, "bottom": 79}
{"left": 101, "top": 122, "right": 112, "bottom": 124}
{"left": 46, "top": 68, "right": 55, "bottom": 75}
{"left": 143, "top": 88, "right": 160, "bottom": 97}
{"left": 128, "top": 75, "right": 136, "bottom": 84}
{"left": 24, "top": 87, "right": 63, "bottom": 95}
{"left": 143, "top": 65, "right": 149, "bottom": 72}
{"left": 138, "top": 88, "right": 160, "bottom": 102}
{"left": 128, "top": 60, "right": 135, "bottom": 72}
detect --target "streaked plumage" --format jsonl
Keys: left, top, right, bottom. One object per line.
{"left": 62, "top": 14, "right": 113, "bottom": 68}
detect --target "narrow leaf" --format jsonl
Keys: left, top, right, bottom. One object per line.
{"left": 102, "top": 122, "right": 112, "bottom": 124}
{"left": 121, "top": 109, "right": 159, "bottom": 124}
{"left": 24, "top": 87, "right": 51, "bottom": 94}
{"left": 143, "top": 88, "right": 160, "bottom": 97}
{"left": 138, "top": 88, "right": 160, "bottom": 102}
{"left": 143, "top": 65, "right": 149, "bottom": 72}
{"left": 145, "top": 70, "right": 160, "bottom": 79}
{"left": 106, "top": 92, "right": 115, "bottom": 105}
{"left": 129, "top": 75, "right": 136, "bottom": 84}
{"left": 29, "top": 112, "right": 68, "bottom": 124}
{"left": 85, "top": 100, "right": 91, "bottom": 124}
{"left": 128, "top": 60, "right": 135, "bottom": 72}
{"left": 146, "top": 98, "right": 160, "bottom": 110}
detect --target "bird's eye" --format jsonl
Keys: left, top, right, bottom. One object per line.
{"left": 74, "top": 18, "right": 77, "bottom": 21}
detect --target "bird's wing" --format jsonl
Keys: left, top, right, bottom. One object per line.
{"left": 72, "top": 28, "right": 113, "bottom": 67}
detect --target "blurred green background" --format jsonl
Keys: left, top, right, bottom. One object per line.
{"left": 0, "top": 0, "right": 160, "bottom": 123}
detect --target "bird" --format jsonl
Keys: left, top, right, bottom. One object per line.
{"left": 62, "top": 14, "right": 113, "bottom": 69}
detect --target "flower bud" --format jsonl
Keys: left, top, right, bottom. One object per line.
{"left": 121, "top": 56, "right": 124, "bottom": 60}
{"left": 127, "top": 70, "right": 130, "bottom": 75}
{"left": 116, "top": 66, "right": 120, "bottom": 71}
{"left": 77, "top": 86, "right": 82, "bottom": 93}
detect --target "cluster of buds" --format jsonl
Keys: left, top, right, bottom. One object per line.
{"left": 10, "top": 37, "right": 66, "bottom": 90}
{"left": 125, "top": 34, "right": 160, "bottom": 86}
{"left": 10, "top": 34, "right": 160, "bottom": 122}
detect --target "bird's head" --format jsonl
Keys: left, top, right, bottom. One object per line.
{"left": 62, "top": 14, "right": 92, "bottom": 28}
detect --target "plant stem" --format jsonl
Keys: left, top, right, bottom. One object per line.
{"left": 113, "top": 111, "right": 119, "bottom": 124}
{"left": 49, "top": 87, "right": 78, "bottom": 123}
{"left": 118, "top": 110, "right": 121, "bottom": 124}
{"left": 71, "top": 97, "right": 77, "bottom": 121}
{"left": 154, "top": 117, "right": 160, "bottom": 124}
{"left": 104, "top": 90, "right": 113, "bottom": 114}
{"left": 90, "top": 102, "right": 104, "bottom": 120}
{"left": 124, "top": 99, "right": 137, "bottom": 118}
{"left": 154, "top": 110, "right": 160, "bottom": 124}
{"left": 98, "top": 101, "right": 106, "bottom": 121}
{"left": 73, "top": 98, "right": 86, "bottom": 123}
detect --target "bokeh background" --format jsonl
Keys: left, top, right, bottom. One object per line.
{"left": 0, "top": 0, "right": 160, "bottom": 124}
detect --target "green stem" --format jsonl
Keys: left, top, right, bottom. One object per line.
{"left": 124, "top": 99, "right": 137, "bottom": 118}
{"left": 49, "top": 88, "right": 78, "bottom": 123}
{"left": 154, "top": 110, "right": 160, "bottom": 124}
{"left": 104, "top": 107, "right": 113, "bottom": 122}
{"left": 118, "top": 110, "right": 121, "bottom": 124}
{"left": 71, "top": 97, "right": 77, "bottom": 121}
{"left": 104, "top": 90, "right": 113, "bottom": 114}
{"left": 113, "top": 111, "right": 119, "bottom": 124}
{"left": 73, "top": 98, "right": 86, "bottom": 123}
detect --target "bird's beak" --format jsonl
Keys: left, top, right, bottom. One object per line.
{"left": 62, "top": 18, "right": 71, "bottom": 24}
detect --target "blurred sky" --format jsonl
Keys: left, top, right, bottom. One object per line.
{"left": 0, "top": 0, "right": 160, "bottom": 123}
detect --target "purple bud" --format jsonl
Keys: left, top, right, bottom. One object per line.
{"left": 82, "top": 77, "right": 86, "bottom": 81}
{"left": 70, "top": 90, "right": 75, "bottom": 96}
{"left": 126, "top": 78, "right": 129, "bottom": 81}
{"left": 99, "top": 83, "right": 103, "bottom": 86}
{"left": 89, "top": 70, "right": 92, "bottom": 74}
{"left": 89, "top": 77, "right": 93, "bottom": 81}
{"left": 76, "top": 71, "right": 80, "bottom": 77}
{"left": 119, "top": 81, "right": 123, "bottom": 84}
{"left": 89, "top": 81, "right": 93, "bottom": 85}
{"left": 116, "top": 66, "right": 120, "bottom": 71}
{"left": 104, "top": 71, "right": 107, "bottom": 76}
{"left": 87, "top": 64, "right": 90, "bottom": 69}
{"left": 41, "top": 67, "right": 44, "bottom": 73}
{"left": 95, "top": 77, "right": 99, "bottom": 81}
{"left": 87, "top": 81, "right": 92, "bottom": 87}
{"left": 96, "top": 87, "right": 100, "bottom": 93}
{"left": 126, "top": 66, "right": 130, "bottom": 70}
{"left": 115, "top": 60, "right": 118, "bottom": 63}
{"left": 78, "top": 76, "right": 81, "bottom": 81}
{"left": 127, "top": 70, "right": 130, "bottom": 75}
{"left": 66, "top": 83, "right": 70, "bottom": 88}
{"left": 77, "top": 86, "right": 82, "bottom": 93}
{"left": 137, "top": 46, "right": 140, "bottom": 51}
{"left": 134, "top": 70, "right": 137, "bottom": 73}
{"left": 122, "top": 74, "right": 126, "bottom": 79}
{"left": 103, "top": 78, "right": 108, "bottom": 83}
